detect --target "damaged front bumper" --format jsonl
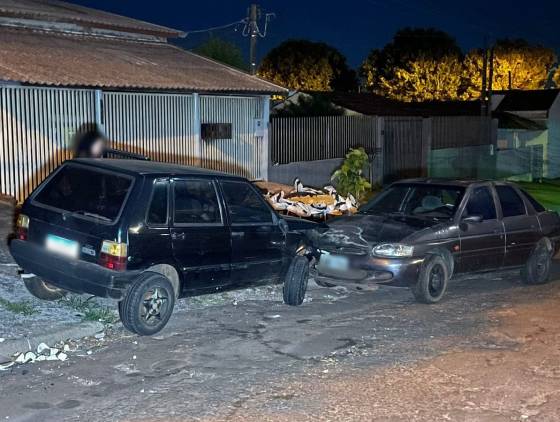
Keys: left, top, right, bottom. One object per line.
{"left": 311, "top": 252, "right": 424, "bottom": 289}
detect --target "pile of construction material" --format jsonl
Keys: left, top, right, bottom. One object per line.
{"left": 258, "top": 179, "right": 358, "bottom": 219}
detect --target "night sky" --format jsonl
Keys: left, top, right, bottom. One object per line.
{"left": 69, "top": 0, "right": 560, "bottom": 68}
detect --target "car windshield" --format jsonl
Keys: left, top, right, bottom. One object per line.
{"left": 33, "top": 164, "right": 133, "bottom": 222}
{"left": 360, "top": 184, "right": 465, "bottom": 220}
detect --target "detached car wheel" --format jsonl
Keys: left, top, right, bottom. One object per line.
{"left": 119, "top": 272, "right": 175, "bottom": 336}
{"left": 521, "top": 242, "right": 552, "bottom": 285}
{"left": 411, "top": 255, "right": 449, "bottom": 304}
{"left": 23, "top": 277, "right": 66, "bottom": 301}
{"left": 283, "top": 256, "right": 309, "bottom": 306}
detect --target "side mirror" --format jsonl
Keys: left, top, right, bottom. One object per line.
{"left": 462, "top": 215, "right": 483, "bottom": 223}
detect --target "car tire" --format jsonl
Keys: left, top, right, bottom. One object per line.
{"left": 521, "top": 242, "right": 552, "bottom": 285}
{"left": 411, "top": 255, "right": 449, "bottom": 304}
{"left": 283, "top": 256, "right": 309, "bottom": 306}
{"left": 23, "top": 277, "right": 66, "bottom": 301}
{"left": 119, "top": 272, "right": 175, "bottom": 336}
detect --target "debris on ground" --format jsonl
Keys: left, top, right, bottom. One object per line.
{"left": 0, "top": 342, "right": 69, "bottom": 370}
{"left": 260, "top": 179, "right": 358, "bottom": 219}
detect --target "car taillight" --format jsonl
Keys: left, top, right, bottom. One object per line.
{"left": 99, "top": 240, "right": 127, "bottom": 271}
{"left": 16, "top": 214, "right": 29, "bottom": 240}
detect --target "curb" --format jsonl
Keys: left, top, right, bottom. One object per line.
{"left": 0, "top": 321, "right": 104, "bottom": 361}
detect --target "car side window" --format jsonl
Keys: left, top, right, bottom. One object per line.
{"left": 147, "top": 181, "right": 168, "bottom": 225}
{"left": 220, "top": 181, "right": 273, "bottom": 224}
{"left": 520, "top": 189, "right": 545, "bottom": 213}
{"left": 173, "top": 179, "right": 221, "bottom": 225}
{"left": 496, "top": 185, "right": 526, "bottom": 218}
{"left": 463, "top": 187, "right": 496, "bottom": 220}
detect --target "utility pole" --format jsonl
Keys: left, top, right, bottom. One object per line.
{"left": 248, "top": 4, "right": 258, "bottom": 75}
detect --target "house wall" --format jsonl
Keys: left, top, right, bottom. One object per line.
{"left": 548, "top": 97, "right": 560, "bottom": 179}
{"left": 0, "top": 85, "right": 269, "bottom": 202}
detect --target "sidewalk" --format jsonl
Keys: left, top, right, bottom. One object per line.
{"left": 0, "top": 200, "right": 105, "bottom": 362}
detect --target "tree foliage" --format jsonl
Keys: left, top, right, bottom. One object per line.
{"left": 274, "top": 94, "right": 344, "bottom": 117}
{"left": 462, "top": 39, "right": 557, "bottom": 99}
{"left": 194, "top": 37, "right": 247, "bottom": 71}
{"left": 259, "top": 40, "right": 357, "bottom": 92}
{"left": 378, "top": 55, "right": 467, "bottom": 102}
{"left": 554, "top": 67, "right": 560, "bottom": 88}
{"left": 361, "top": 28, "right": 462, "bottom": 97}
{"left": 331, "top": 148, "right": 371, "bottom": 201}
{"left": 361, "top": 29, "right": 558, "bottom": 101}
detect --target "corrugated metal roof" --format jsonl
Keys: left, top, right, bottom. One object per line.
{"left": 0, "top": 0, "right": 182, "bottom": 37}
{"left": 0, "top": 28, "right": 286, "bottom": 94}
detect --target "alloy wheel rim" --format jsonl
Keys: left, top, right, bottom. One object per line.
{"left": 141, "top": 287, "right": 169, "bottom": 325}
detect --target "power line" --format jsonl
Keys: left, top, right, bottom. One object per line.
{"left": 183, "top": 18, "right": 247, "bottom": 37}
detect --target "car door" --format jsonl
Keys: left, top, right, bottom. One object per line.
{"left": 458, "top": 185, "right": 505, "bottom": 272}
{"left": 170, "top": 177, "right": 231, "bottom": 290}
{"left": 495, "top": 184, "right": 541, "bottom": 267}
{"left": 219, "top": 179, "right": 285, "bottom": 285}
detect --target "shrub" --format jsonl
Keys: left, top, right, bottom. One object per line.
{"left": 331, "top": 148, "right": 372, "bottom": 201}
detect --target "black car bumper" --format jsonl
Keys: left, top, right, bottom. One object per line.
{"left": 10, "top": 240, "right": 140, "bottom": 300}
{"left": 311, "top": 253, "right": 424, "bottom": 288}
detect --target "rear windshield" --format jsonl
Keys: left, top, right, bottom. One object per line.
{"left": 33, "top": 164, "right": 133, "bottom": 222}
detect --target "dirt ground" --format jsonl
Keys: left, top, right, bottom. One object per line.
{"left": 202, "top": 292, "right": 560, "bottom": 422}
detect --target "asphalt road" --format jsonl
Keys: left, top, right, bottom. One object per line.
{"left": 0, "top": 266, "right": 558, "bottom": 422}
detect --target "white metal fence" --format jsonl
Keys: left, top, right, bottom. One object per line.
{"left": 0, "top": 86, "right": 267, "bottom": 202}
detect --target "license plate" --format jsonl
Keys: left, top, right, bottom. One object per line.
{"left": 320, "top": 251, "right": 349, "bottom": 272}
{"left": 46, "top": 234, "right": 79, "bottom": 259}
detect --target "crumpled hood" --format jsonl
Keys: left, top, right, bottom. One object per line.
{"left": 312, "top": 213, "right": 439, "bottom": 252}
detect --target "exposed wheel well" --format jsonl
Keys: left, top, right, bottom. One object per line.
{"left": 426, "top": 248, "right": 454, "bottom": 278}
{"left": 144, "top": 264, "right": 180, "bottom": 298}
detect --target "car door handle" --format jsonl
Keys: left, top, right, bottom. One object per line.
{"left": 171, "top": 232, "right": 186, "bottom": 240}
{"left": 232, "top": 231, "right": 244, "bottom": 238}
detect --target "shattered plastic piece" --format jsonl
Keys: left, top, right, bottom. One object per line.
{"left": 0, "top": 338, "right": 4, "bottom": 343}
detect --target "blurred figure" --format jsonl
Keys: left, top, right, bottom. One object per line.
{"left": 73, "top": 125, "right": 106, "bottom": 158}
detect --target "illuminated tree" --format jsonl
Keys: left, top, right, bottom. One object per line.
{"left": 361, "top": 27, "right": 462, "bottom": 96}
{"left": 258, "top": 40, "right": 357, "bottom": 92}
{"left": 378, "top": 55, "right": 467, "bottom": 101}
{"left": 194, "top": 37, "right": 247, "bottom": 71}
{"left": 462, "top": 39, "right": 557, "bottom": 99}
{"left": 555, "top": 68, "right": 560, "bottom": 88}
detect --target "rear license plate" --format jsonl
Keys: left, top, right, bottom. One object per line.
{"left": 320, "top": 251, "right": 349, "bottom": 272}
{"left": 46, "top": 234, "right": 79, "bottom": 259}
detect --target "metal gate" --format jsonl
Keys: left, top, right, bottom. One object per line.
{"left": 0, "top": 86, "right": 96, "bottom": 202}
{"left": 383, "top": 117, "right": 426, "bottom": 183}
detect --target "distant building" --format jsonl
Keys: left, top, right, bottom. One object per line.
{"left": 0, "top": 0, "right": 285, "bottom": 202}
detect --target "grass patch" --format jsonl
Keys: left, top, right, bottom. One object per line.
{"left": 60, "top": 296, "right": 118, "bottom": 324}
{"left": 0, "top": 297, "right": 37, "bottom": 316}
{"left": 516, "top": 181, "right": 560, "bottom": 213}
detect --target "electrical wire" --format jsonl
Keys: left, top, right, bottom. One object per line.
{"left": 183, "top": 18, "right": 248, "bottom": 36}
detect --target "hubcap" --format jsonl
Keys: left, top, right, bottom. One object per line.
{"left": 141, "top": 287, "right": 169, "bottom": 325}
{"left": 535, "top": 249, "right": 549, "bottom": 278}
{"left": 428, "top": 265, "right": 444, "bottom": 297}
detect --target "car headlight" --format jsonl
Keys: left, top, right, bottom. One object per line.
{"left": 373, "top": 244, "right": 414, "bottom": 258}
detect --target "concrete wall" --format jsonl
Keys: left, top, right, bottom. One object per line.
{"left": 268, "top": 158, "right": 343, "bottom": 188}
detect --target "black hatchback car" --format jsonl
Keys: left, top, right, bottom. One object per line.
{"left": 310, "top": 179, "right": 560, "bottom": 303}
{"left": 10, "top": 159, "right": 318, "bottom": 335}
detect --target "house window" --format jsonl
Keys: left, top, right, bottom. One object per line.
{"left": 201, "top": 123, "right": 232, "bottom": 140}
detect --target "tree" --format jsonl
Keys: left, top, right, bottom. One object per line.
{"left": 194, "top": 37, "right": 247, "bottom": 71}
{"left": 274, "top": 94, "right": 344, "bottom": 117}
{"left": 462, "top": 39, "right": 557, "bottom": 99}
{"left": 258, "top": 40, "right": 357, "bottom": 92}
{"left": 361, "top": 27, "right": 462, "bottom": 97}
{"left": 554, "top": 67, "right": 560, "bottom": 88}
{"left": 378, "top": 55, "right": 467, "bottom": 102}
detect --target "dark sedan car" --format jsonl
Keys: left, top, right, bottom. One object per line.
{"left": 309, "top": 179, "right": 560, "bottom": 303}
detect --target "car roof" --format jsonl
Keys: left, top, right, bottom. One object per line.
{"left": 393, "top": 178, "right": 507, "bottom": 188}
{"left": 69, "top": 158, "right": 245, "bottom": 180}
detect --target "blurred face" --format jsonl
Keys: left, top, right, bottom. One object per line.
{"left": 90, "top": 138, "right": 105, "bottom": 158}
